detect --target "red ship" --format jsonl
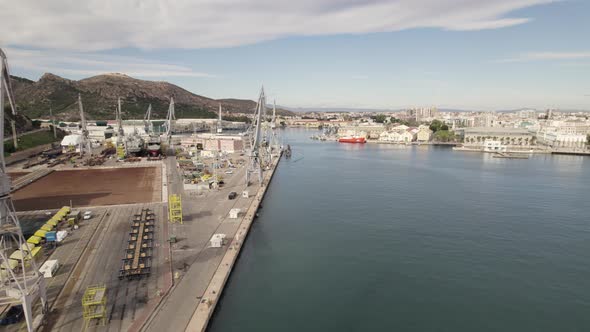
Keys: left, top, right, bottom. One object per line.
{"left": 338, "top": 136, "right": 367, "bottom": 143}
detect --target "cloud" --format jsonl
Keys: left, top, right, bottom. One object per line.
{"left": 4, "top": 48, "right": 214, "bottom": 78}
{"left": 0, "top": 0, "right": 555, "bottom": 51}
{"left": 497, "top": 51, "right": 590, "bottom": 63}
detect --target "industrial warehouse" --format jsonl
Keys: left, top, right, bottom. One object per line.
{"left": 0, "top": 49, "right": 284, "bottom": 332}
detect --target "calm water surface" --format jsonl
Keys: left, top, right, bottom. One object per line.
{"left": 209, "top": 128, "right": 590, "bottom": 332}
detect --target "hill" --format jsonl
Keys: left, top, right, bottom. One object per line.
{"left": 10, "top": 73, "right": 293, "bottom": 121}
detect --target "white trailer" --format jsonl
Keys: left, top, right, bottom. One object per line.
{"left": 39, "top": 260, "right": 60, "bottom": 278}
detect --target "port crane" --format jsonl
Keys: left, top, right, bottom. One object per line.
{"left": 164, "top": 97, "right": 175, "bottom": 146}
{"left": 246, "top": 87, "right": 265, "bottom": 186}
{"left": 78, "top": 94, "right": 92, "bottom": 156}
{"left": 114, "top": 97, "right": 127, "bottom": 158}
{"left": 269, "top": 100, "right": 281, "bottom": 160}
{"left": 143, "top": 104, "right": 153, "bottom": 135}
{"left": 116, "top": 97, "right": 125, "bottom": 144}
{"left": 0, "top": 48, "right": 47, "bottom": 332}
{"left": 217, "top": 103, "right": 223, "bottom": 134}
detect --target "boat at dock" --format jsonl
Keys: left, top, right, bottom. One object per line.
{"left": 338, "top": 136, "right": 366, "bottom": 143}
{"left": 146, "top": 135, "right": 162, "bottom": 156}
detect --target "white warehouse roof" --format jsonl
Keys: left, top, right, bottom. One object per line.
{"left": 61, "top": 134, "right": 82, "bottom": 146}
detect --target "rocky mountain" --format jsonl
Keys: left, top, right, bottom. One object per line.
{"left": 3, "top": 77, "right": 34, "bottom": 134}
{"left": 10, "top": 73, "right": 293, "bottom": 121}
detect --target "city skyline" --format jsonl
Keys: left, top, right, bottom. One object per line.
{"left": 2, "top": 0, "right": 590, "bottom": 110}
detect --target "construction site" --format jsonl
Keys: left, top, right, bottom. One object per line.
{"left": 0, "top": 49, "right": 285, "bottom": 332}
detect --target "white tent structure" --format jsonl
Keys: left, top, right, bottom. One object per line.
{"left": 60, "top": 134, "right": 83, "bottom": 152}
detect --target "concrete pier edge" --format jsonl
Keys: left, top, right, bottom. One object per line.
{"left": 184, "top": 154, "right": 282, "bottom": 332}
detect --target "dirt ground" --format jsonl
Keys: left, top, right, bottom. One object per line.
{"left": 12, "top": 167, "right": 161, "bottom": 211}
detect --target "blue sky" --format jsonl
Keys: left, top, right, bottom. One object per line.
{"left": 2, "top": 0, "right": 589, "bottom": 110}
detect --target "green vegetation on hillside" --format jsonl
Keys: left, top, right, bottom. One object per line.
{"left": 4, "top": 129, "right": 64, "bottom": 156}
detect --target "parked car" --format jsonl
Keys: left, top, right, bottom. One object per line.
{"left": 0, "top": 305, "right": 24, "bottom": 325}
{"left": 228, "top": 192, "right": 237, "bottom": 200}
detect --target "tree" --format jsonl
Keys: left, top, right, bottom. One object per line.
{"left": 440, "top": 124, "right": 449, "bottom": 131}
{"left": 372, "top": 114, "right": 387, "bottom": 123}
{"left": 433, "top": 130, "right": 456, "bottom": 142}
{"left": 429, "top": 120, "right": 444, "bottom": 132}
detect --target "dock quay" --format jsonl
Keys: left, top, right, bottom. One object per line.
{"left": 185, "top": 154, "right": 281, "bottom": 332}
{"left": 141, "top": 153, "right": 282, "bottom": 332}
{"left": 551, "top": 150, "right": 590, "bottom": 156}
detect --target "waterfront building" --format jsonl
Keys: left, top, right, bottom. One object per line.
{"left": 340, "top": 123, "right": 386, "bottom": 139}
{"left": 400, "top": 129, "right": 417, "bottom": 142}
{"left": 391, "top": 124, "right": 409, "bottom": 133}
{"left": 463, "top": 127, "right": 534, "bottom": 147}
{"left": 378, "top": 131, "right": 401, "bottom": 142}
{"left": 416, "top": 125, "right": 433, "bottom": 142}
{"left": 286, "top": 118, "right": 324, "bottom": 127}
{"left": 536, "top": 131, "right": 587, "bottom": 148}
{"left": 483, "top": 140, "right": 507, "bottom": 152}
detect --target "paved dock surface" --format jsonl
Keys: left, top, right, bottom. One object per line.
{"left": 143, "top": 156, "right": 258, "bottom": 332}
{"left": 184, "top": 156, "right": 280, "bottom": 332}
{"left": 43, "top": 203, "right": 167, "bottom": 332}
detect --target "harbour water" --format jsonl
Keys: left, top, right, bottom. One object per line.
{"left": 209, "top": 128, "right": 590, "bottom": 332}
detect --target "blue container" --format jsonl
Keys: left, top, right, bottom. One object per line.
{"left": 45, "top": 231, "right": 57, "bottom": 242}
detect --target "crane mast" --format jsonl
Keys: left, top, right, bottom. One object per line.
{"left": 78, "top": 94, "right": 92, "bottom": 156}
{"left": 0, "top": 48, "right": 47, "bottom": 332}
{"left": 144, "top": 104, "right": 152, "bottom": 135}
{"left": 116, "top": 97, "right": 124, "bottom": 143}
{"left": 246, "top": 87, "right": 265, "bottom": 186}
{"left": 217, "top": 103, "right": 223, "bottom": 134}
{"left": 165, "top": 97, "right": 175, "bottom": 145}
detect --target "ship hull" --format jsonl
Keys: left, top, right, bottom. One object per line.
{"left": 338, "top": 137, "right": 366, "bottom": 143}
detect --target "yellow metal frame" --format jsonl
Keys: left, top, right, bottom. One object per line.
{"left": 82, "top": 284, "right": 107, "bottom": 327}
{"left": 117, "top": 143, "right": 126, "bottom": 159}
{"left": 169, "top": 194, "right": 183, "bottom": 224}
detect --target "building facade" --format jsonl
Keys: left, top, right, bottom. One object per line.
{"left": 463, "top": 127, "right": 534, "bottom": 147}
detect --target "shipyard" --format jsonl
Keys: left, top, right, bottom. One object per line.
{"left": 0, "top": 48, "right": 285, "bottom": 332}
{"left": 2, "top": 1, "right": 590, "bottom": 331}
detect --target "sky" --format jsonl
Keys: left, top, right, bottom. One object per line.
{"left": 1, "top": 0, "right": 589, "bottom": 110}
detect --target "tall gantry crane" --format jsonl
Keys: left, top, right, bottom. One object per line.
{"left": 217, "top": 103, "right": 223, "bottom": 134}
{"left": 165, "top": 97, "right": 175, "bottom": 145}
{"left": 0, "top": 48, "right": 47, "bottom": 332}
{"left": 246, "top": 87, "right": 265, "bottom": 186}
{"left": 116, "top": 97, "right": 125, "bottom": 144}
{"left": 269, "top": 100, "right": 280, "bottom": 160}
{"left": 115, "top": 97, "right": 126, "bottom": 159}
{"left": 78, "top": 94, "right": 92, "bottom": 156}
{"left": 144, "top": 104, "right": 152, "bottom": 135}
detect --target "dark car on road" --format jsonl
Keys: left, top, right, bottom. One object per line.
{"left": 228, "top": 192, "right": 237, "bottom": 200}
{"left": 0, "top": 305, "right": 24, "bottom": 325}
